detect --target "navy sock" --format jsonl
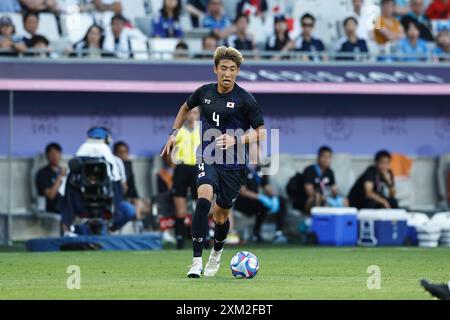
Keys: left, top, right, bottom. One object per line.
{"left": 213, "top": 219, "right": 230, "bottom": 252}
{"left": 175, "top": 217, "right": 185, "bottom": 239}
{"left": 191, "top": 198, "right": 211, "bottom": 257}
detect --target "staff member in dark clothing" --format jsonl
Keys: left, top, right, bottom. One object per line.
{"left": 234, "top": 163, "right": 288, "bottom": 244}
{"left": 302, "top": 146, "right": 347, "bottom": 213}
{"left": 35, "top": 142, "right": 66, "bottom": 213}
{"left": 113, "top": 141, "right": 151, "bottom": 221}
{"left": 348, "top": 150, "right": 399, "bottom": 209}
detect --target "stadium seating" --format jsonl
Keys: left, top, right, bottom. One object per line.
{"left": 149, "top": 0, "right": 164, "bottom": 16}
{"left": 185, "top": 38, "right": 202, "bottom": 53}
{"left": 135, "top": 16, "right": 152, "bottom": 37}
{"left": 130, "top": 38, "right": 149, "bottom": 59}
{"left": 179, "top": 14, "right": 193, "bottom": 34}
{"left": 37, "top": 13, "right": 60, "bottom": 41}
{"left": 122, "top": 0, "right": 147, "bottom": 23}
{"left": 61, "top": 13, "right": 94, "bottom": 43}
{"left": 149, "top": 38, "right": 179, "bottom": 59}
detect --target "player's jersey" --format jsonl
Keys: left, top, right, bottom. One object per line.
{"left": 186, "top": 83, "right": 264, "bottom": 170}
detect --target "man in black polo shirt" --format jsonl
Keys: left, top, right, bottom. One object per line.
{"left": 348, "top": 150, "right": 399, "bottom": 209}
{"left": 35, "top": 142, "right": 66, "bottom": 213}
{"left": 302, "top": 146, "right": 347, "bottom": 214}
{"left": 293, "top": 13, "right": 325, "bottom": 61}
{"left": 234, "top": 163, "right": 288, "bottom": 244}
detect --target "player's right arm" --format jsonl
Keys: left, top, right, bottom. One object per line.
{"left": 160, "top": 103, "right": 190, "bottom": 156}
{"left": 161, "top": 85, "right": 205, "bottom": 156}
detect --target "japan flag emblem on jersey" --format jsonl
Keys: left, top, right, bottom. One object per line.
{"left": 226, "top": 102, "right": 235, "bottom": 109}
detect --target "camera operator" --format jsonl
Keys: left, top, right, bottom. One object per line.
{"left": 58, "top": 127, "right": 136, "bottom": 236}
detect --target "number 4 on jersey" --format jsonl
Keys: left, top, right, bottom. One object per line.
{"left": 212, "top": 112, "right": 220, "bottom": 127}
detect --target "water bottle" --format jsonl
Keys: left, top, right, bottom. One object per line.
{"left": 354, "top": 46, "right": 361, "bottom": 61}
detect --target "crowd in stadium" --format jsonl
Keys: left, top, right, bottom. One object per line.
{"left": 0, "top": 0, "right": 449, "bottom": 61}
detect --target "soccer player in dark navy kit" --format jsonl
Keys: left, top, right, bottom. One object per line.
{"left": 161, "top": 46, "right": 266, "bottom": 278}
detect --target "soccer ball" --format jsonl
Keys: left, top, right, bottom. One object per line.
{"left": 230, "top": 251, "right": 259, "bottom": 279}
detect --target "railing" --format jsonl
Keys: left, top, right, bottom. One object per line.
{"left": 0, "top": 48, "right": 450, "bottom": 64}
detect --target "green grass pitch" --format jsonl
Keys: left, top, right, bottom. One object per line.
{"left": 0, "top": 246, "right": 449, "bottom": 299}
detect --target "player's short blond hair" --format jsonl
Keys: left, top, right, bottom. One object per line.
{"left": 213, "top": 46, "right": 244, "bottom": 68}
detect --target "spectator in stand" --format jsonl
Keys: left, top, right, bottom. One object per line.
{"left": 35, "top": 143, "right": 66, "bottom": 214}
{"left": 348, "top": 150, "right": 399, "bottom": 209}
{"left": 302, "top": 146, "right": 348, "bottom": 214}
{"left": 28, "top": 34, "right": 50, "bottom": 57}
{"left": 22, "top": 11, "right": 39, "bottom": 48}
{"left": 336, "top": 16, "right": 369, "bottom": 60}
{"left": 401, "top": 0, "right": 434, "bottom": 41}
{"left": 234, "top": 147, "right": 288, "bottom": 244}
{"left": 20, "top": 0, "right": 62, "bottom": 35}
{"left": 397, "top": 20, "right": 429, "bottom": 61}
{"left": 374, "top": 0, "right": 405, "bottom": 45}
{"left": 20, "top": 0, "right": 60, "bottom": 14}
{"left": 202, "top": 0, "right": 234, "bottom": 39}
{"left": 0, "top": 16, "right": 27, "bottom": 56}
{"left": 103, "top": 14, "right": 133, "bottom": 58}
{"left": 395, "top": 0, "right": 412, "bottom": 16}
{"left": 226, "top": 14, "right": 255, "bottom": 51}
{"left": 113, "top": 141, "right": 152, "bottom": 223}
{"left": 152, "top": 0, "right": 183, "bottom": 38}
{"left": 91, "top": 0, "right": 122, "bottom": 14}
{"left": 174, "top": 40, "right": 189, "bottom": 59}
{"left": 265, "top": 14, "right": 291, "bottom": 59}
{"left": 195, "top": 32, "right": 219, "bottom": 59}
{"left": 425, "top": 0, "right": 450, "bottom": 19}
{"left": 293, "top": 13, "right": 326, "bottom": 61}
{"left": 433, "top": 29, "right": 450, "bottom": 62}
{"left": 72, "top": 24, "right": 115, "bottom": 58}
{"left": 236, "top": 0, "right": 268, "bottom": 18}
{"left": 348, "top": 0, "right": 373, "bottom": 41}
{"left": 0, "top": 0, "right": 21, "bottom": 13}
{"left": 186, "top": 0, "right": 209, "bottom": 28}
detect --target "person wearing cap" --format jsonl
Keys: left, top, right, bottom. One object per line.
{"left": 58, "top": 127, "right": 136, "bottom": 236}
{"left": 0, "top": 16, "right": 27, "bottom": 56}
{"left": 265, "top": 14, "right": 292, "bottom": 59}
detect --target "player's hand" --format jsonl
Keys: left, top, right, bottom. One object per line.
{"left": 257, "top": 194, "right": 273, "bottom": 209}
{"left": 161, "top": 135, "right": 176, "bottom": 157}
{"left": 380, "top": 199, "right": 391, "bottom": 209}
{"left": 59, "top": 167, "right": 67, "bottom": 177}
{"left": 216, "top": 134, "right": 236, "bottom": 150}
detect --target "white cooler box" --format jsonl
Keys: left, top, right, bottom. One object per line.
{"left": 357, "top": 209, "right": 408, "bottom": 246}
